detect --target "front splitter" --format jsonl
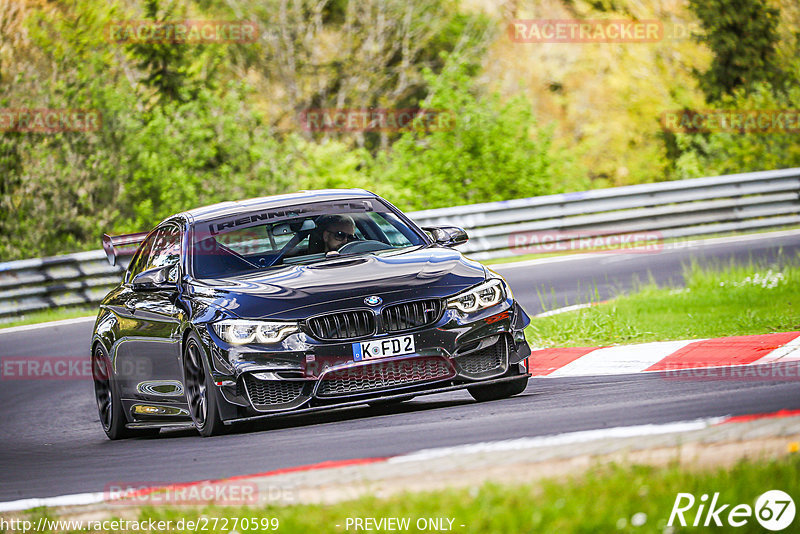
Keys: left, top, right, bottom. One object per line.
{"left": 222, "top": 373, "right": 531, "bottom": 425}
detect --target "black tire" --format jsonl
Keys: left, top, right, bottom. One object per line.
{"left": 468, "top": 375, "right": 529, "bottom": 402}
{"left": 92, "top": 344, "right": 159, "bottom": 440}
{"left": 183, "top": 332, "right": 226, "bottom": 437}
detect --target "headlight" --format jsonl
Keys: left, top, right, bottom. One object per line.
{"left": 446, "top": 279, "right": 506, "bottom": 313}
{"left": 212, "top": 320, "right": 299, "bottom": 344}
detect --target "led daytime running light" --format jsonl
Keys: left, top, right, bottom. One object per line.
{"left": 447, "top": 279, "right": 505, "bottom": 313}
{"left": 212, "top": 320, "right": 298, "bottom": 345}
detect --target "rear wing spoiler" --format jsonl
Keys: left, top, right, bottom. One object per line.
{"left": 102, "top": 231, "right": 150, "bottom": 266}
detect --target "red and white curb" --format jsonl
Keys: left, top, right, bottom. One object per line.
{"left": 527, "top": 331, "right": 800, "bottom": 377}
{"left": 0, "top": 458, "right": 387, "bottom": 513}
{"left": 2, "top": 410, "right": 799, "bottom": 513}
{"left": 386, "top": 417, "right": 728, "bottom": 463}
{"left": 387, "top": 409, "right": 800, "bottom": 464}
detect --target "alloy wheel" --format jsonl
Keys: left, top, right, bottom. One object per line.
{"left": 92, "top": 346, "right": 113, "bottom": 431}
{"left": 185, "top": 341, "right": 208, "bottom": 428}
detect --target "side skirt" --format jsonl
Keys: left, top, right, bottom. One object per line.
{"left": 126, "top": 421, "right": 194, "bottom": 430}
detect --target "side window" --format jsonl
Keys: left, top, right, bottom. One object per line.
{"left": 147, "top": 225, "right": 182, "bottom": 271}
{"left": 126, "top": 232, "right": 157, "bottom": 282}
{"left": 368, "top": 212, "right": 413, "bottom": 246}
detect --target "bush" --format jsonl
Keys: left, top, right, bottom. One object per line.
{"left": 671, "top": 70, "right": 800, "bottom": 179}
{"left": 0, "top": 2, "right": 566, "bottom": 260}
{"left": 373, "top": 59, "right": 558, "bottom": 211}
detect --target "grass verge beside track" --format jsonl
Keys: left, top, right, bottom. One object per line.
{"left": 0, "top": 306, "right": 95, "bottom": 329}
{"left": 24, "top": 453, "right": 800, "bottom": 533}
{"left": 527, "top": 258, "right": 800, "bottom": 347}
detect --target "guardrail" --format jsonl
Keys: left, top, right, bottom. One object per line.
{"left": 1, "top": 167, "right": 799, "bottom": 321}
{"left": 0, "top": 250, "right": 127, "bottom": 320}
{"left": 410, "top": 167, "right": 800, "bottom": 261}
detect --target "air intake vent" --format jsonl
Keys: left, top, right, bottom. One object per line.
{"left": 382, "top": 299, "right": 441, "bottom": 333}
{"left": 243, "top": 374, "right": 306, "bottom": 409}
{"left": 456, "top": 337, "right": 508, "bottom": 379}
{"left": 307, "top": 310, "right": 375, "bottom": 341}
{"left": 316, "top": 356, "right": 454, "bottom": 397}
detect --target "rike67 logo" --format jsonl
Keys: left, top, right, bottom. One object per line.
{"left": 668, "top": 490, "right": 795, "bottom": 531}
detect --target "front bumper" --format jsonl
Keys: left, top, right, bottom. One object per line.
{"left": 220, "top": 372, "right": 530, "bottom": 426}
{"left": 200, "top": 299, "right": 532, "bottom": 419}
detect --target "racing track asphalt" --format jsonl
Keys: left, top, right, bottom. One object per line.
{"left": 1, "top": 231, "right": 799, "bottom": 502}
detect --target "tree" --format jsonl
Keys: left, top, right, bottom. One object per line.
{"left": 671, "top": 74, "right": 800, "bottom": 179}
{"left": 374, "top": 57, "right": 557, "bottom": 210}
{"left": 125, "top": 0, "right": 221, "bottom": 108}
{"left": 246, "top": 0, "right": 491, "bottom": 151}
{"left": 688, "top": 0, "right": 786, "bottom": 102}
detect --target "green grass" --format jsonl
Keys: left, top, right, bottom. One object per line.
{"left": 0, "top": 306, "right": 94, "bottom": 329}
{"left": 526, "top": 258, "right": 800, "bottom": 347}
{"left": 23, "top": 453, "right": 800, "bottom": 533}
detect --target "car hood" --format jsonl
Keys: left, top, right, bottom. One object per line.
{"left": 187, "top": 246, "right": 486, "bottom": 320}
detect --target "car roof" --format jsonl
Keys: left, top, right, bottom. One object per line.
{"left": 180, "top": 189, "right": 378, "bottom": 223}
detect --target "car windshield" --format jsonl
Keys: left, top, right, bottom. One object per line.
{"left": 191, "top": 198, "right": 426, "bottom": 279}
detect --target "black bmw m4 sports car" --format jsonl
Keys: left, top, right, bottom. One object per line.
{"left": 91, "top": 190, "right": 532, "bottom": 438}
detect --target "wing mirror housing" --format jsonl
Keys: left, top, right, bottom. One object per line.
{"left": 132, "top": 265, "right": 179, "bottom": 291}
{"left": 422, "top": 226, "right": 469, "bottom": 247}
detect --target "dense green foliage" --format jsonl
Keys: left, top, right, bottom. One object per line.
{"left": 375, "top": 61, "right": 559, "bottom": 210}
{"left": 671, "top": 77, "right": 800, "bottom": 179}
{"left": 1, "top": 0, "right": 799, "bottom": 260}
{"left": 667, "top": 1, "right": 799, "bottom": 180}
{"left": 688, "top": 0, "right": 785, "bottom": 102}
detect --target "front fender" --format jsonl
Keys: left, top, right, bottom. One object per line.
{"left": 91, "top": 307, "right": 118, "bottom": 354}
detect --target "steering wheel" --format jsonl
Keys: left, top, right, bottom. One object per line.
{"left": 337, "top": 240, "right": 394, "bottom": 255}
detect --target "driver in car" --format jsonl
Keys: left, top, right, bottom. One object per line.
{"left": 319, "top": 214, "right": 357, "bottom": 253}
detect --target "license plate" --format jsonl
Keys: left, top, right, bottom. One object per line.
{"left": 353, "top": 335, "right": 415, "bottom": 361}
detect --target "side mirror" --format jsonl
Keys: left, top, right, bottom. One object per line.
{"left": 422, "top": 226, "right": 469, "bottom": 247}
{"left": 132, "top": 265, "right": 178, "bottom": 291}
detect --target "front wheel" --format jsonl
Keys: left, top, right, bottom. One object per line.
{"left": 468, "top": 375, "right": 529, "bottom": 402}
{"left": 183, "top": 332, "right": 226, "bottom": 437}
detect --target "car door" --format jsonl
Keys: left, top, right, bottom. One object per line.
{"left": 113, "top": 223, "right": 186, "bottom": 404}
